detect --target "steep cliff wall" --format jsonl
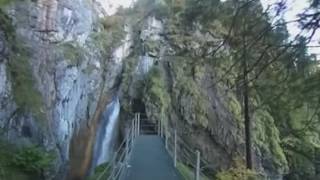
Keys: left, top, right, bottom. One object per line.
{"left": 0, "top": 0, "right": 128, "bottom": 179}
{"left": 1, "top": 0, "right": 318, "bottom": 180}
{"left": 119, "top": 1, "right": 288, "bottom": 179}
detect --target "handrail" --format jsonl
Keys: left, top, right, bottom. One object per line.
{"left": 96, "top": 128, "right": 131, "bottom": 180}
{"left": 96, "top": 115, "right": 139, "bottom": 180}
{"left": 97, "top": 112, "right": 220, "bottom": 180}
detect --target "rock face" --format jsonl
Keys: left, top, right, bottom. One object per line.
{"left": 119, "top": 4, "right": 287, "bottom": 179}
{"left": 0, "top": 0, "right": 129, "bottom": 179}
{"left": 121, "top": 13, "right": 244, "bottom": 172}
{"left": 0, "top": 0, "right": 290, "bottom": 179}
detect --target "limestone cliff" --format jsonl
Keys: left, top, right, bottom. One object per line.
{"left": 0, "top": 0, "right": 128, "bottom": 179}
{"left": 1, "top": 0, "right": 318, "bottom": 180}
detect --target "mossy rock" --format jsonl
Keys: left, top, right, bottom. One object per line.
{"left": 144, "top": 66, "right": 170, "bottom": 114}
{"left": 144, "top": 40, "right": 161, "bottom": 57}
{"left": 89, "top": 15, "right": 125, "bottom": 59}
{"left": 0, "top": 0, "right": 12, "bottom": 7}
{"left": 170, "top": 57, "right": 209, "bottom": 128}
{"left": 7, "top": 44, "right": 46, "bottom": 124}
{"left": 58, "top": 41, "right": 85, "bottom": 66}
{"left": 253, "top": 109, "right": 288, "bottom": 173}
{"left": 224, "top": 92, "right": 242, "bottom": 127}
{"left": 0, "top": 9, "right": 15, "bottom": 41}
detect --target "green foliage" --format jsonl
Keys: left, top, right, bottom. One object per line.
{"left": 0, "top": 9, "right": 15, "bottom": 40}
{"left": 225, "top": 92, "right": 242, "bottom": 126}
{"left": 121, "top": 55, "right": 141, "bottom": 103}
{"left": 253, "top": 109, "right": 288, "bottom": 173}
{"left": 0, "top": 141, "right": 54, "bottom": 180}
{"left": 1, "top": 10, "right": 45, "bottom": 123}
{"left": 89, "top": 15, "right": 125, "bottom": 59}
{"left": 59, "top": 41, "right": 85, "bottom": 66}
{"left": 170, "top": 57, "right": 209, "bottom": 127}
{"left": 134, "top": 0, "right": 170, "bottom": 19}
{"left": 87, "top": 163, "right": 110, "bottom": 180}
{"left": 144, "top": 66, "right": 170, "bottom": 114}
{"left": 182, "top": 0, "right": 221, "bottom": 25}
{"left": 12, "top": 146, "right": 54, "bottom": 175}
{"left": 7, "top": 44, "right": 45, "bottom": 123}
{"left": 0, "top": 0, "right": 12, "bottom": 7}
{"left": 282, "top": 136, "right": 319, "bottom": 180}
{"left": 177, "top": 162, "right": 210, "bottom": 180}
{"left": 216, "top": 159, "right": 261, "bottom": 180}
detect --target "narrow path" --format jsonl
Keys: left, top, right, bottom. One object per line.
{"left": 121, "top": 135, "right": 183, "bottom": 180}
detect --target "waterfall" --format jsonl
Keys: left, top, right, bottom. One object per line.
{"left": 92, "top": 97, "right": 120, "bottom": 167}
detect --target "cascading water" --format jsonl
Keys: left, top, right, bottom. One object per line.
{"left": 92, "top": 96, "right": 120, "bottom": 167}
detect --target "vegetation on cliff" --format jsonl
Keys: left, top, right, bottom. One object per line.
{"left": 0, "top": 140, "right": 55, "bottom": 180}
{"left": 123, "top": 0, "right": 320, "bottom": 179}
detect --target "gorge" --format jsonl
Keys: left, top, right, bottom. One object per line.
{"left": 0, "top": 0, "right": 319, "bottom": 180}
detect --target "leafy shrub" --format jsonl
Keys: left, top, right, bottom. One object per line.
{"left": 0, "top": 141, "right": 55, "bottom": 179}
{"left": 12, "top": 146, "right": 54, "bottom": 175}
{"left": 216, "top": 159, "right": 261, "bottom": 180}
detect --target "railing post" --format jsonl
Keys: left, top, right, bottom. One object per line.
{"left": 135, "top": 113, "right": 138, "bottom": 137}
{"left": 131, "top": 119, "right": 134, "bottom": 147}
{"left": 157, "top": 118, "right": 161, "bottom": 136}
{"left": 125, "top": 132, "right": 129, "bottom": 163}
{"left": 137, "top": 113, "right": 140, "bottom": 136}
{"left": 165, "top": 131, "right": 168, "bottom": 150}
{"left": 195, "top": 150, "right": 200, "bottom": 180}
{"left": 160, "top": 116, "right": 164, "bottom": 138}
{"left": 174, "top": 129, "right": 177, "bottom": 167}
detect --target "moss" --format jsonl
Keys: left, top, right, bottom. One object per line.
{"left": 225, "top": 92, "right": 242, "bottom": 127}
{"left": 0, "top": 0, "right": 12, "bottom": 7}
{"left": 7, "top": 44, "right": 46, "bottom": 123}
{"left": 144, "top": 39, "right": 160, "bottom": 56}
{"left": 144, "top": 66, "right": 170, "bottom": 114}
{"left": 253, "top": 109, "right": 288, "bottom": 173}
{"left": 170, "top": 57, "right": 209, "bottom": 128}
{"left": 59, "top": 41, "right": 85, "bottom": 66}
{"left": 193, "top": 64, "right": 205, "bottom": 81}
{"left": 0, "top": 9, "right": 15, "bottom": 41}
{"left": 90, "top": 15, "right": 125, "bottom": 58}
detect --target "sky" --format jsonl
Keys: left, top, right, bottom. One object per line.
{"left": 97, "top": 0, "right": 319, "bottom": 55}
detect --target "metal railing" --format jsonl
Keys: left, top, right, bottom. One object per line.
{"left": 97, "top": 113, "right": 214, "bottom": 180}
{"left": 135, "top": 113, "right": 213, "bottom": 180}
{"left": 97, "top": 113, "right": 142, "bottom": 180}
